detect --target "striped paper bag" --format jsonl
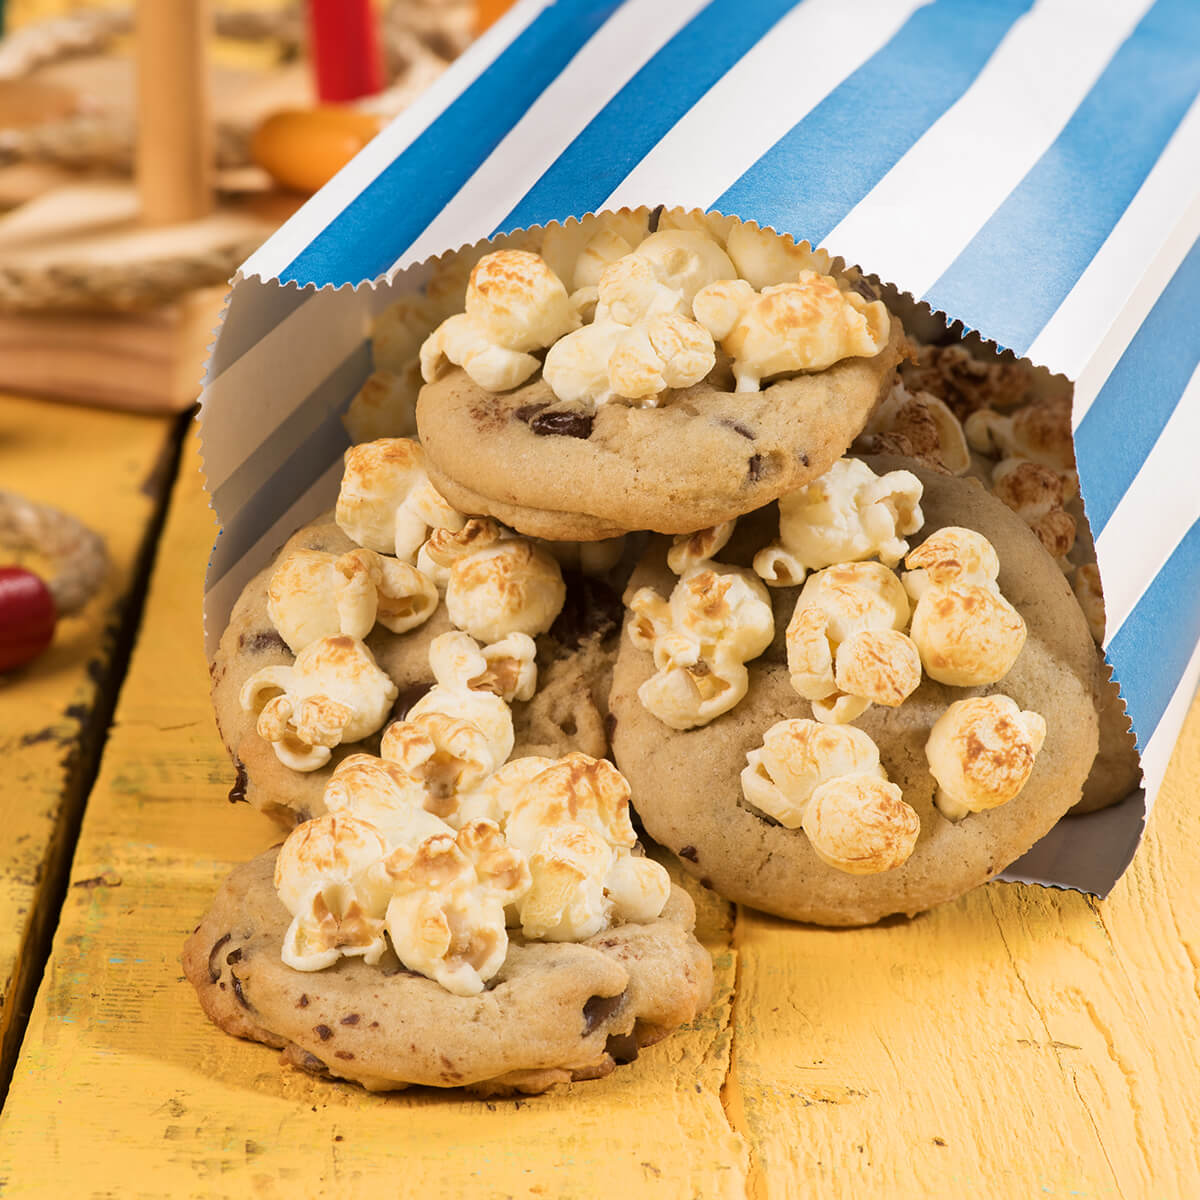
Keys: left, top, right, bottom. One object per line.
{"left": 200, "top": 0, "right": 1200, "bottom": 896}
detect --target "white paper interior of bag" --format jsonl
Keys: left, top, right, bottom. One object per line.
{"left": 198, "top": 210, "right": 1185, "bottom": 898}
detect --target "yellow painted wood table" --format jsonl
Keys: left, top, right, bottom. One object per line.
{"left": 0, "top": 416, "right": 1198, "bottom": 1198}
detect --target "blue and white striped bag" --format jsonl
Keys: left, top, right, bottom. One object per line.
{"left": 201, "top": 0, "right": 1200, "bottom": 895}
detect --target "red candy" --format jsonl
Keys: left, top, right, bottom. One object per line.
{"left": 0, "top": 566, "right": 56, "bottom": 672}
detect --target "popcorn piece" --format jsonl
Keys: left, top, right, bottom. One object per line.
{"left": 241, "top": 636, "right": 398, "bottom": 772}
{"left": 417, "top": 516, "right": 505, "bottom": 588}
{"left": 336, "top": 438, "right": 465, "bottom": 562}
{"left": 857, "top": 381, "right": 970, "bottom": 475}
{"left": 454, "top": 755, "right": 558, "bottom": 828}
{"left": 626, "top": 230, "right": 737, "bottom": 311}
{"left": 990, "top": 458, "right": 1077, "bottom": 563}
{"left": 925, "top": 695, "right": 1047, "bottom": 821}
{"left": 374, "top": 822, "right": 531, "bottom": 995}
{"left": 425, "top": 231, "right": 543, "bottom": 317}
{"left": 902, "top": 342, "right": 1033, "bottom": 419}
{"left": 371, "top": 293, "right": 445, "bottom": 373}
{"left": 628, "top": 561, "right": 774, "bottom": 730}
{"left": 803, "top": 775, "right": 920, "bottom": 875}
{"left": 342, "top": 365, "right": 421, "bottom": 444}
{"left": 379, "top": 712, "right": 499, "bottom": 820}
{"left": 785, "top": 562, "right": 921, "bottom": 723}
{"left": 540, "top": 210, "right": 651, "bottom": 291}
{"left": 725, "top": 222, "right": 832, "bottom": 290}
{"left": 606, "top": 312, "right": 717, "bottom": 402}
{"left": 503, "top": 754, "right": 669, "bottom": 940}
{"left": 754, "top": 458, "right": 924, "bottom": 587}
{"left": 446, "top": 538, "right": 567, "bottom": 643}
{"left": 404, "top": 631, "right": 534, "bottom": 767}
{"left": 274, "top": 814, "right": 389, "bottom": 970}
{"left": 656, "top": 207, "right": 738, "bottom": 246}
{"left": 692, "top": 271, "right": 890, "bottom": 392}
{"left": 420, "top": 250, "right": 579, "bottom": 392}
{"left": 965, "top": 398, "right": 1076, "bottom": 476}
{"left": 323, "top": 753, "right": 455, "bottom": 846}
{"left": 903, "top": 528, "right": 1026, "bottom": 687}
{"left": 741, "top": 718, "right": 886, "bottom": 828}
{"left": 267, "top": 546, "right": 437, "bottom": 653}
{"left": 1071, "top": 562, "right": 1106, "bottom": 644}
{"left": 666, "top": 520, "right": 735, "bottom": 575}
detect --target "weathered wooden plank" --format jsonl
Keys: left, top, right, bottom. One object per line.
{"left": 724, "top": 699, "right": 1200, "bottom": 1199}
{"left": 0, "top": 430, "right": 748, "bottom": 1197}
{"left": 0, "top": 392, "right": 177, "bottom": 1082}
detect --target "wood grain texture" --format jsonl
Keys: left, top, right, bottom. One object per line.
{"left": 723, "top": 703, "right": 1200, "bottom": 1199}
{"left": 0, "top": 430, "right": 749, "bottom": 1197}
{"left": 0, "top": 393, "right": 175, "bottom": 1079}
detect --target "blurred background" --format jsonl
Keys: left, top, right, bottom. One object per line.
{"left": 0, "top": 0, "right": 506, "bottom": 411}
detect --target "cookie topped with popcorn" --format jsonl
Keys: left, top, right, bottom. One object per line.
{"left": 411, "top": 209, "right": 905, "bottom": 542}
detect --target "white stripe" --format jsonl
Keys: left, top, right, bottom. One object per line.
{"left": 601, "top": 0, "right": 924, "bottom": 214}
{"left": 203, "top": 458, "right": 345, "bottom": 659}
{"left": 825, "top": 0, "right": 1152, "bottom": 294}
{"left": 398, "top": 0, "right": 711, "bottom": 271}
{"left": 1095, "top": 362, "right": 1200, "bottom": 646}
{"left": 1137, "top": 635, "right": 1200, "bottom": 810}
{"left": 238, "top": 0, "right": 551, "bottom": 282}
{"left": 201, "top": 287, "right": 370, "bottom": 495}
{"left": 1028, "top": 94, "right": 1200, "bottom": 424}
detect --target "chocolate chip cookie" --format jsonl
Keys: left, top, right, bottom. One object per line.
{"left": 416, "top": 318, "right": 905, "bottom": 542}
{"left": 609, "top": 460, "right": 1100, "bottom": 925}
{"left": 210, "top": 515, "right": 627, "bottom": 826}
{"left": 183, "top": 848, "right": 712, "bottom": 1095}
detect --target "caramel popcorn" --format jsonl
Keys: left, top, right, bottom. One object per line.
{"left": 903, "top": 527, "right": 1026, "bottom": 687}
{"left": 857, "top": 381, "right": 970, "bottom": 475}
{"left": 336, "top": 438, "right": 465, "bottom": 562}
{"left": 267, "top": 546, "right": 437, "bottom": 652}
{"left": 990, "top": 458, "right": 1077, "bottom": 563}
{"left": 965, "top": 398, "right": 1076, "bottom": 476}
{"left": 925, "top": 695, "right": 1046, "bottom": 821}
{"left": 754, "top": 457, "right": 924, "bottom": 588}
{"left": 240, "top": 636, "right": 398, "bottom": 772}
{"left": 420, "top": 250, "right": 580, "bottom": 392}
{"left": 692, "top": 271, "right": 889, "bottom": 392}
{"left": 785, "top": 561, "right": 921, "bottom": 723}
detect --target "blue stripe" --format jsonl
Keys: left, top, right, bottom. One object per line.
{"left": 715, "top": 0, "right": 1032, "bottom": 247}
{"left": 500, "top": 0, "right": 796, "bottom": 234}
{"left": 1074, "top": 231, "right": 1200, "bottom": 536}
{"left": 208, "top": 345, "right": 368, "bottom": 580}
{"left": 927, "top": 0, "right": 1200, "bottom": 355}
{"left": 1106, "top": 515, "right": 1200, "bottom": 753}
{"left": 281, "top": 0, "right": 623, "bottom": 288}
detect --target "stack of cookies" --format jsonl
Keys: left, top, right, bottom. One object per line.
{"left": 186, "top": 209, "right": 1132, "bottom": 1093}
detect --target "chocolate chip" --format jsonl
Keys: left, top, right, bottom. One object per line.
{"left": 799, "top": 452, "right": 810, "bottom": 467}
{"left": 747, "top": 453, "right": 764, "bottom": 482}
{"left": 340, "top": 1013, "right": 360, "bottom": 1026}
{"left": 391, "top": 682, "right": 433, "bottom": 723}
{"left": 530, "top": 410, "right": 593, "bottom": 439}
{"left": 550, "top": 572, "right": 623, "bottom": 648}
{"left": 314, "top": 1024, "right": 333, "bottom": 1041}
{"left": 605, "top": 1032, "right": 640, "bottom": 1064}
{"left": 648, "top": 204, "right": 664, "bottom": 233}
{"left": 604, "top": 712, "right": 618, "bottom": 743}
{"left": 225, "top": 948, "right": 243, "bottom": 965}
{"left": 207, "top": 933, "right": 231, "bottom": 983}
{"left": 849, "top": 276, "right": 878, "bottom": 302}
{"left": 514, "top": 401, "right": 550, "bottom": 424}
{"left": 230, "top": 970, "right": 250, "bottom": 1010}
{"left": 227, "top": 761, "right": 248, "bottom": 805}
{"left": 700, "top": 877, "right": 713, "bottom": 890}
{"left": 678, "top": 845, "right": 699, "bottom": 863}
{"left": 722, "top": 419, "right": 755, "bottom": 440}
{"left": 582, "top": 991, "right": 627, "bottom": 1035}
{"left": 334, "top": 1051, "right": 355, "bottom": 1061}
{"left": 297, "top": 994, "right": 309, "bottom": 1009}
{"left": 240, "top": 630, "right": 287, "bottom": 654}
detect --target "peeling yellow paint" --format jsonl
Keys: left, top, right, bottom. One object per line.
{"left": 0, "top": 393, "right": 174, "bottom": 1070}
